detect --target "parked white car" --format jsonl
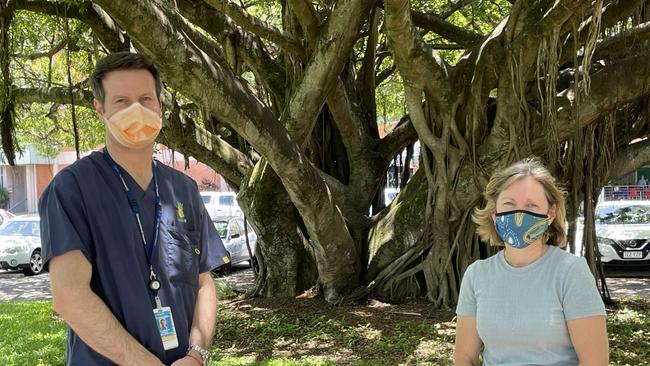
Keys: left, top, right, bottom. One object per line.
{"left": 212, "top": 217, "right": 257, "bottom": 274}
{"left": 0, "top": 215, "right": 43, "bottom": 275}
{"left": 596, "top": 201, "right": 650, "bottom": 265}
{"left": 200, "top": 191, "right": 243, "bottom": 220}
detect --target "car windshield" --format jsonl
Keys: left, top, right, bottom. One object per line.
{"left": 0, "top": 220, "right": 39, "bottom": 236}
{"left": 596, "top": 205, "right": 650, "bottom": 224}
{"left": 213, "top": 221, "right": 228, "bottom": 239}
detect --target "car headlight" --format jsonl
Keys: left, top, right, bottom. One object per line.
{"left": 596, "top": 237, "right": 617, "bottom": 254}
{"left": 0, "top": 241, "right": 26, "bottom": 254}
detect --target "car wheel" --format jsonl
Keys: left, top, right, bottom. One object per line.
{"left": 24, "top": 249, "right": 44, "bottom": 276}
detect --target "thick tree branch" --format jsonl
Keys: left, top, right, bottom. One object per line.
{"left": 176, "top": 0, "right": 286, "bottom": 104}
{"left": 553, "top": 52, "right": 650, "bottom": 143}
{"left": 13, "top": 86, "right": 93, "bottom": 107}
{"left": 285, "top": 0, "right": 375, "bottom": 144}
{"left": 287, "top": 0, "right": 320, "bottom": 46}
{"left": 204, "top": 0, "right": 306, "bottom": 61}
{"left": 376, "top": 2, "right": 484, "bottom": 47}
{"left": 375, "top": 64, "right": 395, "bottom": 87}
{"left": 3, "top": 0, "right": 128, "bottom": 52}
{"left": 327, "top": 79, "right": 379, "bottom": 193}
{"left": 14, "top": 38, "right": 69, "bottom": 60}
{"left": 591, "top": 21, "right": 650, "bottom": 62}
{"left": 606, "top": 138, "right": 650, "bottom": 183}
{"left": 384, "top": 0, "right": 451, "bottom": 103}
{"left": 409, "top": 9, "right": 484, "bottom": 47}
{"left": 161, "top": 99, "right": 252, "bottom": 189}
{"left": 561, "top": 0, "right": 647, "bottom": 65}
{"left": 377, "top": 116, "right": 418, "bottom": 162}
{"left": 440, "top": 0, "right": 478, "bottom": 19}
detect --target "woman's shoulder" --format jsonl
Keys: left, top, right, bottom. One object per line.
{"left": 547, "top": 245, "right": 584, "bottom": 269}
{"left": 466, "top": 252, "right": 502, "bottom": 275}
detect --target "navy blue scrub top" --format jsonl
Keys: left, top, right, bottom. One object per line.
{"left": 38, "top": 151, "right": 229, "bottom": 365}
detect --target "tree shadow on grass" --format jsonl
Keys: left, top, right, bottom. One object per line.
{"left": 212, "top": 297, "right": 456, "bottom": 366}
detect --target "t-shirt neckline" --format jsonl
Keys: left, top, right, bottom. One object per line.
{"left": 498, "top": 245, "right": 556, "bottom": 273}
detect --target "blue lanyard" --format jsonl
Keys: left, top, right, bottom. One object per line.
{"left": 102, "top": 148, "right": 163, "bottom": 300}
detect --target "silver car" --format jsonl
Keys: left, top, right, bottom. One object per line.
{"left": 212, "top": 217, "right": 257, "bottom": 274}
{"left": 596, "top": 201, "right": 650, "bottom": 265}
{"left": 0, "top": 215, "right": 43, "bottom": 276}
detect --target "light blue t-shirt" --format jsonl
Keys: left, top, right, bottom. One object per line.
{"left": 456, "top": 245, "right": 606, "bottom": 366}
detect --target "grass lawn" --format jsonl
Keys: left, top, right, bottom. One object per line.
{"left": 0, "top": 295, "right": 647, "bottom": 365}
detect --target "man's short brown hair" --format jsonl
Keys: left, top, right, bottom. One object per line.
{"left": 91, "top": 52, "right": 162, "bottom": 103}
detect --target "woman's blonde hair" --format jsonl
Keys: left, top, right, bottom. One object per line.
{"left": 473, "top": 157, "right": 567, "bottom": 247}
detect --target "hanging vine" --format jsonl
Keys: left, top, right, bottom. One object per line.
{"left": 63, "top": 6, "right": 81, "bottom": 160}
{"left": 0, "top": 3, "right": 16, "bottom": 165}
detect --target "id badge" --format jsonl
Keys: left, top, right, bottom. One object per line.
{"left": 154, "top": 306, "right": 179, "bottom": 350}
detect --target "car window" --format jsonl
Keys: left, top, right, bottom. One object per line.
{"left": 0, "top": 220, "right": 39, "bottom": 236}
{"left": 229, "top": 221, "right": 241, "bottom": 238}
{"left": 596, "top": 205, "right": 650, "bottom": 224}
{"left": 213, "top": 221, "right": 228, "bottom": 239}
{"left": 201, "top": 195, "right": 212, "bottom": 204}
{"left": 237, "top": 219, "right": 254, "bottom": 235}
{"left": 219, "top": 195, "right": 234, "bottom": 206}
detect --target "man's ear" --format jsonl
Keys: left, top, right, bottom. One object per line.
{"left": 93, "top": 99, "right": 104, "bottom": 119}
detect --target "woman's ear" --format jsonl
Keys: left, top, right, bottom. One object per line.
{"left": 547, "top": 204, "right": 557, "bottom": 224}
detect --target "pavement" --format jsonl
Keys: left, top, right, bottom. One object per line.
{"left": 1, "top": 266, "right": 648, "bottom": 302}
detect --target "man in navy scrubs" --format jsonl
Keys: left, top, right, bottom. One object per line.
{"left": 38, "top": 52, "right": 229, "bottom": 365}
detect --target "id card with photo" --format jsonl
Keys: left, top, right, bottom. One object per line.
{"left": 154, "top": 306, "right": 179, "bottom": 350}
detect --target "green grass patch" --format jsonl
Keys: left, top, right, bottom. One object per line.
{"left": 0, "top": 301, "right": 66, "bottom": 366}
{"left": 0, "top": 297, "right": 647, "bottom": 365}
{"left": 607, "top": 296, "right": 650, "bottom": 365}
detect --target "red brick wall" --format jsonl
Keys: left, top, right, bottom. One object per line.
{"left": 35, "top": 165, "right": 54, "bottom": 197}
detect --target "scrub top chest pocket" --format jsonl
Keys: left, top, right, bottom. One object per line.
{"left": 163, "top": 223, "right": 201, "bottom": 286}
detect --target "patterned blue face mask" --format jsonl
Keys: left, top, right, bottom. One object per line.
{"left": 495, "top": 210, "right": 549, "bottom": 248}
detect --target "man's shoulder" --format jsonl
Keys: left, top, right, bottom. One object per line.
{"left": 46, "top": 152, "right": 103, "bottom": 190}
{"left": 55, "top": 151, "right": 103, "bottom": 179}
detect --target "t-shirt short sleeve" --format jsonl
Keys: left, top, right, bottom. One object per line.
{"left": 38, "top": 170, "right": 93, "bottom": 270}
{"left": 562, "top": 257, "right": 606, "bottom": 321}
{"left": 196, "top": 196, "right": 229, "bottom": 273}
{"left": 456, "top": 262, "right": 478, "bottom": 317}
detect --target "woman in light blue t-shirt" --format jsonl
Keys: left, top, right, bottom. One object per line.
{"left": 454, "top": 158, "right": 608, "bottom": 366}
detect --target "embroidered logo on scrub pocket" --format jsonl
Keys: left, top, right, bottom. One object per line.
{"left": 175, "top": 201, "right": 187, "bottom": 223}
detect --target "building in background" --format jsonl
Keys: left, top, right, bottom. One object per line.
{"left": 0, "top": 144, "right": 228, "bottom": 214}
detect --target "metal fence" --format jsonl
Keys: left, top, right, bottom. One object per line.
{"left": 602, "top": 185, "right": 650, "bottom": 201}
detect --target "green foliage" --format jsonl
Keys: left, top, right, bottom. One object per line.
{"left": 10, "top": 10, "right": 103, "bottom": 158}
{"left": 216, "top": 279, "right": 237, "bottom": 299}
{"left": 0, "top": 185, "right": 9, "bottom": 208}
